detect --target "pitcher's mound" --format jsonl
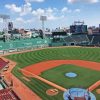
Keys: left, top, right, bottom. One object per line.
{"left": 46, "top": 89, "right": 59, "bottom": 96}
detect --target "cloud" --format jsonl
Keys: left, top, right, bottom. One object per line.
{"left": 68, "top": 0, "right": 99, "bottom": 3}
{"left": 25, "top": 0, "right": 45, "bottom": 3}
{"left": 32, "top": 8, "right": 45, "bottom": 16}
{"left": 5, "top": 3, "right": 65, "bottom": 21}
{"left": 5, "top": 3, "right": 32, "bottom": 16}
{"left": 5, "top": 4, "right": 21, "bottom": 13}
{"left": 74, "top": 9, "right": 81, "bottom": 12}
{"left": 15, "top": 17, "right": 35, "bottom": 24}
{"left": 61, "top": 7, "right": 68, "bottom": 12}
{"left": 5, "top": 1, "right": 82, "bottom": 28}
{"left": 32, "top": 8, "right": 63, "bottom": 21}
{"left": 61, "top": 7, "right": 72, "bottom": 13}
{"left": 15, "top": 17, "right": 24, "bottom": 22}
{"left": 32, "top": 7, "right": 81, "bottom": 21}
{"left": 61, "top": 7, "right": 81, "bottom": 13}
{"left": 20, "top": 3, "right": 32, "bottom": 16}
{"left": 47, "top": 15, "right": 64, "bottom": 20}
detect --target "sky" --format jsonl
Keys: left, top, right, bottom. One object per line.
{"left": 0, "top": 0, "right": 100, "bottom": 30}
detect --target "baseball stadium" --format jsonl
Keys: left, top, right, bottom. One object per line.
{"left": 0, "top": 20, "right": 100, "bottom": 100}
{"left": 0, "top": 3, "right": 100, "bottom": 98}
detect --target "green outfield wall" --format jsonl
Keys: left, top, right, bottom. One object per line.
{"left": 0, "top": 38, "right": 50, "bottom": 51}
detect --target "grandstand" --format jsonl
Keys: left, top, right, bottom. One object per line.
{"left": 0, "top": 89, "right": 20, "bottom": 100}
{"left": 87, "top": 35, "right": 100, "bottom": 46}
{"left": 0, "top": 58, "right": 20, "bottom": 100}
{"left": 64, "top": 36, "right": 74, "bottom": 43}
{"left": 51, "top": 34, "right": 89, "bottom": 46}
{"left": 0, "top": 58, "right": 9, "bottom": 71}
{"left": 72, "top": 35, "right": 89, "bottom": 43}
{"left": 92, "top": 36, "right": 100, "bottom": 45}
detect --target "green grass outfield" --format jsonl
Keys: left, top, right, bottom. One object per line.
{"left": 5, "top": 47, "right": 100, "bottom": 100}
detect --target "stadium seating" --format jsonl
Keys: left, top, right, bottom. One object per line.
{"left": 64, "top": 36, "right": 74, "bottom": 43}
{"left": 51, "top": 34, "right": 90, "bottom": 46}
{"left": 92, "top": 36, "right": 100, "bottom": 45}
{"left": 71, "top": 35, "right": 89, "bottom": 43}
{"left": 0, "top": 89, "right": 20, "bottom": 100}
{"left": 87, "top": 35, "right": 93, "bottom": 42}
{"left": 0, "top": 58, "right": 9, "bottom": 70}
{"left": 63, "top": 35, "right": 89, "bottom": 44}
{"left": 87, "top": 35, "right": 100, "bottom": 45}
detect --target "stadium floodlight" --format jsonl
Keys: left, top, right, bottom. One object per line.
{"left": 40, "top": 16, "right": 47, "bottom": 31}
{"left": 0, "top": 14, "right": 10, "bottom": 19}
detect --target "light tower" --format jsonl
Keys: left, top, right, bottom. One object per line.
{"left": 40, "top": 16, "right": 47, "bottom": 31}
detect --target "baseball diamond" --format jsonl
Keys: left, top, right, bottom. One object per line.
{"left": 3, "top": 47, "right": 100, "bottom": 100}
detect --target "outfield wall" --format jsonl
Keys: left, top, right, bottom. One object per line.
{"left": 0, "top": 36, "right": 92, "bottom": 55}
{"left": 0, "top": 38, "right": 50, "bottom": 54}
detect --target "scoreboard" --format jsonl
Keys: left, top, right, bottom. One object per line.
{"left": 70, "top": 25, "right": 87, "bottom": 34}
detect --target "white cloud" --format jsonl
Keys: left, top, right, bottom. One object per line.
{"left": 15, "top": 17, "right": 24, "bottom": 23}
{"left": 15, "top": 17, "right": 34, "bottom": 24}
{"left": 5, "top": 3, "right": 64, "bottom": 21}
{"left": 5, "top": 3, "right": 32, "bottom": 16}
{"left": 74, "top": 9, "right": 81, "bottom": 12}
{"left": 68, "top": 0, "right": 99, "bottom": 3}
{"left": 5, "top": 1, "right": 82, "bottom": 29}
{"left": 61, "top": 7, "right": 72, "bottom": 13}
{"left": 32, "top": 8, "right": 62, "bottom": 20}
{"left": 32, "top": 7, "right": 81, "bottom": 20}
{"left": 5, "top": 4, "right": 21, "bottom": 13}
{"left": 20, "top": 3, "right": 32, "bottom": 16}
{"left": 48, "top": 15, "right": 64, "bottom": 20}
{"left": 25, "top": 0, "right": 45, "bottom": 3}
{"left": 47, "top": 15, "right": 57, "bottom": 20}
{"left": 32, "top": 8, "right": 45, "bottom": 16}
{"left": 46, "top": 8, "right": 53, "bottom": 14}
{"left": 61, "top": 7, "right": 68, "bottom": 12}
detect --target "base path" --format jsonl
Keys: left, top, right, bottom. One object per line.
{"left": 24, "top": 60, "right": 100, "bottom": 75}
{"left": 88, "top": 80, "right": 100, "bottom": 92}
{"left": 21, "top": 69, "right": 67, "bottom": 92}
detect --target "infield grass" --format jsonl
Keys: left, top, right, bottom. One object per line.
{"left": 41, "top": 64, "right": 100, "bottom": 89}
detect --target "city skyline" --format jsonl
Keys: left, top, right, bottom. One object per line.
{"left": 0, "top": 0, "right": 100, "bottom": 30}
